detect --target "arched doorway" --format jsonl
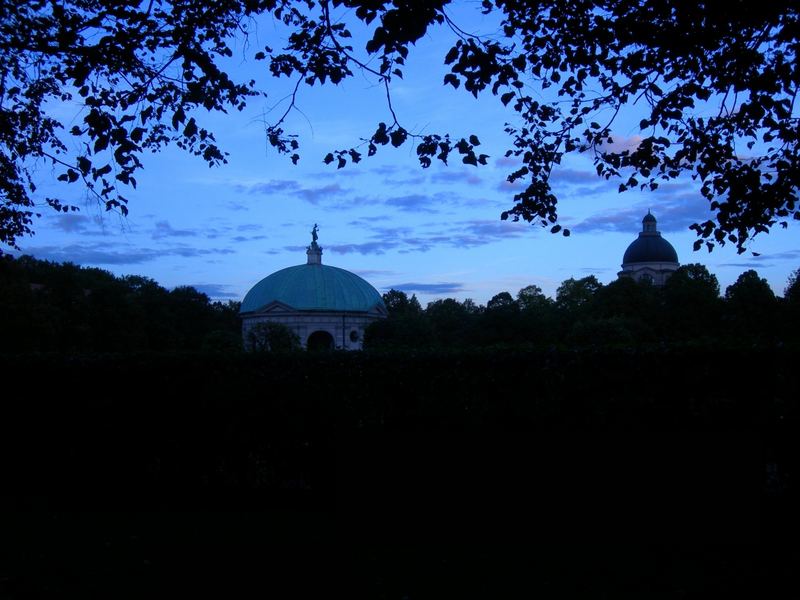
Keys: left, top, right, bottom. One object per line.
{"left": 307, "top": 330, "right": 335, "bottom": 351}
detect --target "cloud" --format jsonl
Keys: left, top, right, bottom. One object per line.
{"left": 337, "top": 191, "right": 473, "bottom": 214}
{"left": 495, "top": 156, "right": 520, "bottom": 168}
{"left": 21, "top": 243, "right": 234, "bottom": 265}
{"left": 186, "top": 283, "right": 240, "bottom": 299}
{"left": 273, "top": 218, "right": 533, "bottom": 259}
{"left": 372, "top": 165, "right": 402, "bottom": 176}
{"left": 347, "top": 216, "right": 393, "bottom": 227}
{"left": 152, "top": 220, "right": 197, "bottom": 239}
{"left": 376, "top": 165, "right": 427, "bottom": 186}
{"left": 352, "top": 269, "right": 396, "bottom": 277}
{"left": 498, "top": 179, "right": 524, "bottom": 192}
{"left": 430, "top": 169, "right": 483, "bottom": 185}
{"left": 598, "top": 134, "right": 643, "bottom": 154}
{"left": 574, "top": 193, "right": 714, "bottom": 234}
{"left": 237, "top": 224, "right": 262, "bottom": 232}
{"left": 331, "top": 219, "right": 532, "bottom": 255}
{"left": 295, "top": 183, "right": 348, "bottom": 204}
{"left": 383, "top": 174, "right": 428, "bottom": 186}
{"left": 328, "top": 241, "right": 401, "bottom": 255}
{"left": 459, "top": 219, "right": 527, "bottom": 238}
{"left": 236, "top": 179, "right": 353, "bottom": 206}
{"left": 241, "top": 180, "right": 301, "bottom": 195}
{"left": 50, "top": 214, "right": 91, "bottom": 233}
{"left": 717, "top": 249, "right": 800, "bottom": 270}
{"left": 384, "top": 194, "right": 440, "bottom": 213}
{"left": 312, "top": 168, "right": 363, "bottom": 179}
{"left": 550, "top": 168, "right": 601, "bottom": 184}
{"left": 385, "top": 282, "right": 465, "bottom": 295}
{"left": 436, "top": 219, "right": 530, "bottom": 249}
{"left": 717, "top": 261, "right": 774, "bottom": 269}
{"left": 757, "top": 249, "right": 800, "bottom": 261}
{"left": 232, "top": 235, "right": 268, "bottom": 243}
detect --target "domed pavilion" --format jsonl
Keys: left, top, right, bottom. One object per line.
{"left": 617, "top": 211, "right": 679, "bottom": 286}
{"left": 240, "top": 226, "right": 387, "bottom": 350}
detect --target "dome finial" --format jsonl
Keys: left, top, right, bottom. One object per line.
{"left": 307, "top": 224, "right": 323, "bottom": 265}
{"left": 642, "top": 210, "right": 657, "bottom": 232}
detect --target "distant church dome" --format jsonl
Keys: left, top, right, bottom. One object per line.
{"left": 618, "top": 212, "right": 679, "bottom": 286}
{"left": 240, "top": 225, "right": 386, "bottom": 350}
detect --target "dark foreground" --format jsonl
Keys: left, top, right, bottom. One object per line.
{"left": 1, "top": 348, "right": 797, "bottom": 597}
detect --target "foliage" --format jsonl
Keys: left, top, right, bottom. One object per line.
{"left": 381, "top": 289, "right": 423, "bottom": 316}
{"left": 2, "top": 1, "right": 798, "bottom": 250}
{"left": 245, "top": 321, "right": 301, "bottom": 352}
{"left": 517, "top": 284, "right": 552, "bottom": 312}
{"left": 5, "top": 254, "right": 800, "bottom": 354}
{"left": 724, "top": 269, "right": 778, "bottom": 341}
{"left": 0, "top": 254, "right": 241, "bottom": 352}
{"left": 555, "top": 276, "right": 602, "bottom": 314}
{"left": 786, "top": 268, "right": 800, "bottom": 304}
{"left": 725, "top": 269, "right": 776, "bottom": 304}
{"left": 486, "top": 291, "right": 518, "bottom": 312}
{"left": 366, "top": 267, "right": 800, "bottom": 350}
{"left": 661, "top": 263, "right": 722, "bottom": 341}
{"left": 0, "top": 348, "right": 796, "bottom": 593}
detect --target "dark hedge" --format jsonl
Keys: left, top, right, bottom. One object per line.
{"left": 0, "top": 348, "right": 797, "bottom": 596}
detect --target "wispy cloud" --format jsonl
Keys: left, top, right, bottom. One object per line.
{"left": 347, "top": 216, "right": 393, "bottom": 227}
{"left": 232, "top": 235, "right": 268, "bottom": 243}
{"left": 495, "top": 156, "right": 521, "bottom": 168}
{"left": 718, "top": 249, "right": 800, "bottom": 270}
{"left": 598, "top": 134, "right": 643, "bottom": 154}
{"left": 20, "top": 243, "right": 234, "bottom": 265}
{"left": 152, "top": 220, "right": 197, "bottom": 239}
{"left": 385, "top": 282, "right": 465, "bottom": 295}
{"left": 384, "top": 194, "right": 441, "bottom": 213}
{"left": 430, "top": 169, "right": 483, "bottom": 185}
{"left": 241, "top": 180, "right": 301, "bottom": 194}
{"left": 186, "top": 283, "right": 240, "bottom": 299}
{"left": 383, "top": 174, "right": 428, "bottom": 186}
{"left": 315, "top": 219, "right": 532, "bottom": 256}
{"left": 327, "top": 241, "right": 401, "bottom": 255}
{"left": 352, "top": 269, "right": 396, "bottom": 277}
{"left": 574, "top": 193, "right": 713, "bottom": 234}
{"left": 550, "top": 168, "right": 601, "bottom": 184}
{"left": 50, "top": 214, "right": 91, "bottom": 233}
{"left": 717, "top": 260, "right": 774, "bottom": 269}
{"left": 236, "top": 178, "right": 352, "bottom": 206}
{"left": 498, "top": 178, "right": 525, "bottom": 192}
{"left": 295, "top": 183, "right": 348, "bottom": 204}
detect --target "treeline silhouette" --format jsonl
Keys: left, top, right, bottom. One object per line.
{"left": 0, "top": 254, "right": 241, "bottom": 353}
{"left": 4, "top": 255, "right": 800, "bottom": 354}
{"left": 367, "top": 265, "right": 800, "bottom": 350}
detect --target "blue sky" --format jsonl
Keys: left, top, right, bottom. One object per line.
{"left": 8, "top": 5, "right": 800, "bottom": 304}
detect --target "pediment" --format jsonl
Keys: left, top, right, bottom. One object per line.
{"left": 255, "top": 300, "right": 297, "bottom": 314}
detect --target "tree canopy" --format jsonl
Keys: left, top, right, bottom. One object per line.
{"left": 363, "top": 267, "right": 800, "bottom": 351}
{"left": 2, "top": 1, "right": 798, "bottom": 250}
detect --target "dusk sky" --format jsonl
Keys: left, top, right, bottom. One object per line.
{"left": 8, "top": 5, "right": 799, "bottom": 304}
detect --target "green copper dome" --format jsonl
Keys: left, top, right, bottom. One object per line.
{"left": 241, "top": 226, "right": 386, "bottom": 315}
{"left": 240, "top": 263, "right": 386, "bottom": 314}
